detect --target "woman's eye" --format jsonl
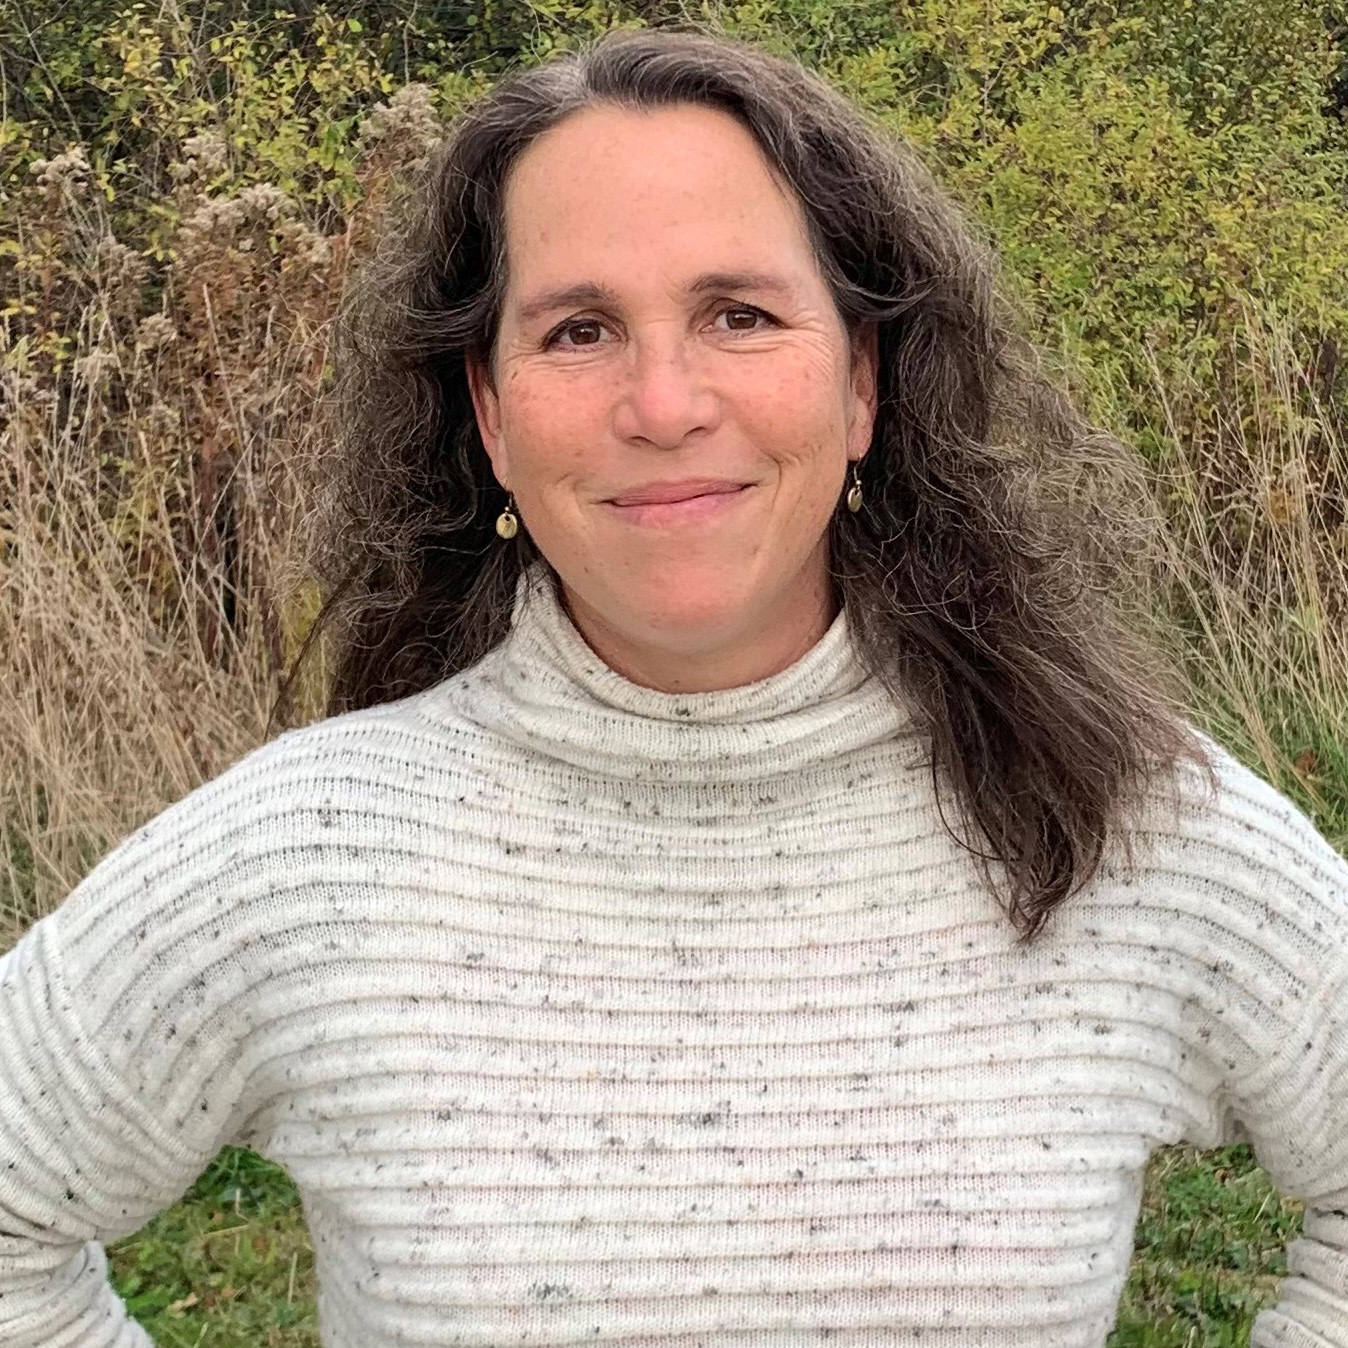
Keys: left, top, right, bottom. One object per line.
{"left": 717, "top": 305, "right": 771, "bottom": 331}
{"left": 544, "top": 304, "right": 772, "bottom": 349}
{"left": 546, "top": 318, "right": 605, "bottom": 349}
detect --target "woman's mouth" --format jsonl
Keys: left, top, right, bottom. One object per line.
{"left": 604, "top": 484, "right": 753, "bottom": 527}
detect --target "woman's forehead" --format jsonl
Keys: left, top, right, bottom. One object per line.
{"left": 500, "top": 104, "right": 816, "bottom": 298}
{"left": 508, "top": 104, "right": 799, "bottom": 215}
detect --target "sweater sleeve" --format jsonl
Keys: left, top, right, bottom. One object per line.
{"left": 1244, "top": 938, "right": 1348, "bottom": 1348}
{"left": 1, "top": 921, "right": 183, "bottom": 1346}
{"left": 1193, "top": 754, "right": 1348, "bottom": 1347}
{"left": 0, "top": 734, "right": 307, "bottom": 1347}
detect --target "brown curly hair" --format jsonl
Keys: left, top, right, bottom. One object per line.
{"left": 276, "top": 21, "right": 1218, "bottom": 945}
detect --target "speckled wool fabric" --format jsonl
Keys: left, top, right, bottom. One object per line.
{"left": 2, "top": 562, "right": 1347, "bottom": 1347}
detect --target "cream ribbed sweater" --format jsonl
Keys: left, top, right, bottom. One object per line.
{"left": 2, "top": 562, "right": 1347, "bottom": 1347}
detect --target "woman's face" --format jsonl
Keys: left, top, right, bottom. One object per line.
{"left": 467, "top": 101, "right": 877, "bottom": 692}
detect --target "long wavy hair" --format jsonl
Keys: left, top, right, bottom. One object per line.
{"left": 277, "top": 22, "right": 1218, "bottom": 945}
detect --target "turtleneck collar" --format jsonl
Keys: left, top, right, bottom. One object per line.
{"left": 446, "top": 561, "right": 920, "bottom": 783}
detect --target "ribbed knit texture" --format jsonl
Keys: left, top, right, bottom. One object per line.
{"left": 2, "top": 560, "right": 1347, "bottom": 1347}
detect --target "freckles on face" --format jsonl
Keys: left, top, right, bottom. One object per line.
{"left": 740, "top": 331, "right": 849, "bottom": 446}
{"left": 493, "top": 359, "right": 605, "bottom": 509}
{"left": 719, "top": 329, "right": 856, "bottom": 517}
{"left": 477, "top": 100, "right": 874, "bottom": 654}
{"left": 498, "top": 317, "right": 849, "bottom": 495}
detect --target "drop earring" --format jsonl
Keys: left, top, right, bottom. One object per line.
{"left": 846, "top": 461, "right": 864, "bottom": 514}
{"left": 496, "top": 492, "right": 518, "bottom": 540}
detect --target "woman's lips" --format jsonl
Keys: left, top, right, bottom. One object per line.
{"left": 604, "top": 483, "right": 752, "bottom": 527}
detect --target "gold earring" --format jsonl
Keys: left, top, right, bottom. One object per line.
{"left": 846, "top": 461, "right": 863, "bottom": 514}
{"left": 496, "top": 492, "right": 518, "bottom": 539}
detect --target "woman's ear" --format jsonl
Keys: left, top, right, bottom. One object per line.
{"left": 464, "top": 350, "right": 509, "bottom": 488}
{"left": 848, "top": 323, "right": 879, "bottom": 461}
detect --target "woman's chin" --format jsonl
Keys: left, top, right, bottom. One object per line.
{"left": 620, "top": 577, "right": 750, "bottom": 635}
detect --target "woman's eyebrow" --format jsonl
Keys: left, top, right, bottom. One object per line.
{"left": 515, "top": 270, "right": 797, "bottom": 326}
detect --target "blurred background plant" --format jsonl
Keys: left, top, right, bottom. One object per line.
{"left": 2, "top": 0, "right": 1345, "bottom": 1341}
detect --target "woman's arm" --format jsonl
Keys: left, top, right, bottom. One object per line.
{"left": 0, "top": 920, "right": 218, "bottom": 1346}
{"left": 0, "top": 740, "right": 297, "bottom": 1346}
{"left": 1188, "top": 751, "right": 1348, "bottom": 1346}
{"left": 1242, "top": 942, "right": 1348, "bottom": 1347}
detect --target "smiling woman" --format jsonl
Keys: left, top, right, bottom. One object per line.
{"left": 463, "top": 99, "right": 877, "bottom": 690}
{"left": 1, "top": 20, "right": 1345, "bottom": 1348}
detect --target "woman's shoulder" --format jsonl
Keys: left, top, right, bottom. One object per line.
{"left": 253, "top": 674, "right": 475, "bottom": 759}
{"left": 1109, "top": 723, "right": 1348, "bottom": 990}
{"left": 1161, "top": 726, "right": 1347, "bottom": 886}
{"left": 32, "top": 684, "right": 491, "bottom": 947}
{"left": 181, "top": 677, "right": 491, "bottom": 820}
{"left": 10, "top": 685, "right": 499, "bottom": 1043}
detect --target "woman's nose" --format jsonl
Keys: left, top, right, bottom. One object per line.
{"left": 611, "top": 331, "right": 718, "bottom": 449}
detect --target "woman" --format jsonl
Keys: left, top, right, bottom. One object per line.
{"left": 2, "top": 24, "right": 1345, "bottom": 1348}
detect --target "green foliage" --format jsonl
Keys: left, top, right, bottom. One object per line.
{"left": 950, "top": 46, "right": 1348, "bottom": 417}
{"left": 89, "top": 7, "right": 401, "bottom": 227}
{"left": 704, "top": 0, "right": 1348, "bottom": 462}
{"left": 1082, "top": 0, "right": 1337, "bottom": 135}
{"left": 3, "top": 4, "right": 499, "bottom": 247}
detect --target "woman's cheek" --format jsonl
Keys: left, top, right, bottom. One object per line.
{"left": 506, "top": 385, "right": 595, "bottom": 475}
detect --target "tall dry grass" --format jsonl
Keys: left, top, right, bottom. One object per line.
{"left": 2, "top": 122, "right": 1346, "bottom": 946}
{"left": 1141, "top": 302, "right": 1348, "bottom": 829}
{"left": 0, "top": 139, "right": 350, "bottom": 941}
